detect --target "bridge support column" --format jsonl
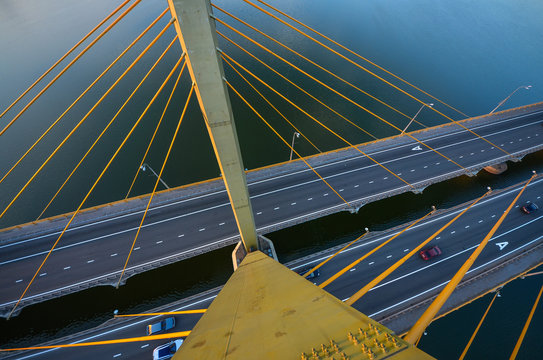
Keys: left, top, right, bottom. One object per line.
{"left": 167, "top": 0, "right": 258, "bottom": 252}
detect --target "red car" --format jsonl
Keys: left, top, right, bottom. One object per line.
{"left": 419, "top": 245, "right": 442, "bottom": 260}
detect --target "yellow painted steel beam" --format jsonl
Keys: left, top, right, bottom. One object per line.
{"left": 173, "top": 251, "right": 434, "bottom": 359}
{"left": 404, "top": 173, "right": 537, "bottom": 344}
{"left": 167, "top": 0, "right": 258, "bottom": 251}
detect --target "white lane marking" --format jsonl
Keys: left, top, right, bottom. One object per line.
{"left": 481, "top": 149, "right": 485, "bottom": 152}
{"left": 63, "top": 266, "right": 71, "bottom": 270}
{"left": 219, "top": 222, "right": 225, "bottom": 226}
{"left": 369, "top": 233, "right": 543, "bottom": 318}
{"left": 339, "top": 189, "right": 344, "bottom": 192}
{"left": 403, "top": 249, "right": 409, "bottom": 252}
{"left": 368, "top": 262, "right": 374, "bottom": 265}
{"left": 496, "top": 242, "right": 508, "bottom": 250}
{"left": 39, "top": 273, "right": 47, "bottom": 277}
{"left": 369, "top": 181, "right": 374, "bottom": 184}
{"left": 354, "top": 185, "right": 359, "bottom": 188}
{"left": 397, "top": 173, "right": 402, "bottom": 176}
{"left": 470, "top": 153, "right": 474, "bottom": 155}
{"left": 465, "top": 225, "right": 470, "bottom": 229}
{"left": 383, "top": 177, "right": 388, "bottom": 180}
{"left": 436, "top": 237, "right": 441, "bottom": 240}
{"left": 87, "top": 260, "right": 95, "bottom": 263}
{"left": 479, "top": 220, "right": 483, "bottom": 223}
{"left": 412, "top": 145, "right": 422, "bottom": 151}
{"left": 134, "top": 247, "right": 140, "bottom": 251}
{"left": 256, "top": 212, "right": 262, "bottom": 215}
{"left": 491, "top": 147, "right": 495, "bottom": 149}
{"left": 349, "top": 268, "right": 356, "bottom": 272}
{"left": 323, "top": 193, "right": 329, "bottom": 196}
{"left": 199, "top": 228, "right": 206, "bottom": 232}
{"left": 459, "top": 156, "right": 464, "bottom": 158}
{"left": 156, "top": 241, "right": 163, "bottom": 244}
{"left": 451, "top": 231, "right": 456, "bottom": 234}
{"left": 113, "top": 354, "right": 121, "bottom": 358}
{"left": 273, "top": 207, "right": 280, "bottom": 210}
{"left": 500, "top": 144, "right": 505, "bottom": 146}
{"left": 491, "top": 215, "right": 496, "bottom": 218}
{"left": 307, "top": 198, "right": 313, "bottom": 201}
{"left": 141, "top": 344, "right": 149, "bottom": 349}
{"left": 178, "top": 234, "right": 184, "bottom": 237}
{"left": 435, "top": 162, "right": 440, "bottom": 165}
{"left": 386, "top": 255, "right": 392, "bottom": 259}
{"left": 509, "top": 141, "right": 514, "bottom": 144}
{"left": 15, "top": 294, "right": 218, "bottom": 360}
{"left": 111, "top": 253, "right": 118, "bottom": 257}
{"left": 410, "top": 169, "right": 415, "bottom": 172}
{"left": 15, "top": 279, "right": 22, "bottom": 283}
{"left": 291, "top": 202, "right": 297, "bottom": 205}
{"left": 538, "top": 196, "right": 541, "bottom": 199}
{"left": 423, "top": 166, "right": 428, "bottom": 169}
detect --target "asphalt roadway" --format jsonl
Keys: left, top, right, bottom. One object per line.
{"left": 3, "top": 174, "right": 543, "bottom": 359}
{"left": 1, "top": 107, "right": 543, "bottom": 315}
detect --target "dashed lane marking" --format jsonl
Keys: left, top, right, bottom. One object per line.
{"left": 219, "top": 222, "right": 225, "bottom": 226}
{"left": 15, "top": 279, "right": 22, "bottom": 283}
{"left": 349, "top": 268, "right": 356, "bottom": 272}
{"left": 354, "top": 185, "right": 359, "bottom": 188}
{"left": 369, "top": 181, "right": 374, "bottom": 184}
{"left": 256, "top": 212, "right": 262, "bottom": 215}
{"left": 323, "top": 193, "right": 329, "bottom": 196}
{"left": 369, "top": 262, "right": 374, "bottom": 265}
{"left": 339, "top": 189, "right": 344, "bottom": 192}
{"left": 63, "top": 266, "right": 71, "bottom": 270}
{"left": 199, "top": 228, "right": 206, "bottom": 231}
{"left": 39, "top": 273, "right": 47, "bottom": 277}
{"left": 141, "top": 344, "right": 149, "bottom": 349}
{"left": 479, "top": 220, "right": 483, "bottom": 223}
{"left": 87, "top": 260, "right": 94, "bottom": 264}
{"left": 465, "top": 225, "right": 470, "bottom": 229}
{"left": 386, "top": 255, "right": 392, "bottom": 259}
{"left": 110, "top": 253, "right": 118, "bottom": 257}
{"left": 307, "top": 198, "right": 313, "bottom": 201}
{"left": 274, "top": 207, "right": 280, "bottom": 210}
{"left": 113, "top": 354, "right": 121, "bottom": 358}
{"left": 410, "top": 169, "right": 415, "bottom": 172}
{"left": 451, "top": 231, "right": 456, "bottom": 234}
{"left": 178, "top": 234, "right": 184, "bottom": 238}
{"left": 291, "top": 202, "right": 297, "bottom": 205}
{"left": 383, "top": 177, "right": 388, "bottom": 180}
{"left": 156, "top": 241, "right": 163, "bottom": 244}
{"left": 134, "top": 247, "right": 140, "bottom": 251}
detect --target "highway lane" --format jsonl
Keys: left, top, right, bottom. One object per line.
{"left": 1, "top": 108, "right": 543, "bottom": 312}
{"left": 4, "top": 175, "right": 543, "bottom": 359}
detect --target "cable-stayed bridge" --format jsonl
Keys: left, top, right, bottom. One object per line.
{"left": 1, "top": 0, "right": 542, "bottom": 358}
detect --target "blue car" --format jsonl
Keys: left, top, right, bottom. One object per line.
{"left": 521, "top": 202, "right": 538, "bottom": 214}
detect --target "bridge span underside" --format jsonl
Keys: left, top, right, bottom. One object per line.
{"left": 1, "top": 102, "right": 542, "bottom": 315}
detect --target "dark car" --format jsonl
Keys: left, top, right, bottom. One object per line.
{"left": 419, "top": 245, "right": 442, "bottom": 261}
{"left": 147, "top": 317, "right": 176, "bottom": 335}
{"left": 296, "top": 267, "right": 321, "bottom": 280}
{"left": 521, "top": 202, "right": 538, "bottom": 214}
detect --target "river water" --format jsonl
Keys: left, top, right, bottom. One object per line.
{"left": 0, "top": 0, "right": 542, "bottom": 358}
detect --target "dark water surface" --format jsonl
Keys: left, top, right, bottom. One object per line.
{"left": 1, "top": 0, "right": 543, "bottom": 358}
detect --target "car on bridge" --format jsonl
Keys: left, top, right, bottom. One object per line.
{"left": 419, "top": 246, "right": 442, "bottom": 261}
{"left": 521, "top": 202, "right": 539, "bottom": 214}
{"left": 147, "top": 317, "right": 176, "bottom": 335}
{"left": 153, "top": 339, "right": 184, "bottom": 360}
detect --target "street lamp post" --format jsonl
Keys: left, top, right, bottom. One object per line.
{"left": 141, "top": 163, "right": 170, "bottom": 189}
{"left": 402, "top": 103, "right": 433, "bottom": 134}
{"left": 490, "top": 85, "right": 532, "bottom": 114}
{"left": 289, "top": 132, "right": 300, "bottom": 161}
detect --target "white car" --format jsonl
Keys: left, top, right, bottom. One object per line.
{"left": 153, "top": 339, "right": 183, "bottom": 360}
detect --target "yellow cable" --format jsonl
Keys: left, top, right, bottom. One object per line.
{"left": 125, "top": 61, "right": 187, "bottom": 199}
{"left": 216, "top": 21, "right": 466, "bottom": 174}
{"left": 345, "top": 189, "right": 490, "bottom": 306}
{"left": 509, "top": 284, "right": 543, "bottom": 359}
{"left": 222, "top": 52, "right": 321, "bottom": 155}
{"left": 225, "top": 79, "right": 352, "bottom": 209}
{"left": 6, "top": 48, "right": 184, "bottom": 322}
{"left": 219, "top": 31, "right": 377, "bottom": 141}
{"left": 0, "top": 331, "right": 191, "bottom": 351}
{"left": 319, "top": 208, "right": 435, "bottom": 289}
{"left": 1, "top": 9, "right": 170, "bottom": 187}
{"left": 254, "top": 0, "right": 469, "bottom": 118}
{"left": 221, "top": 51, "right": 415, "bottom": 189}
{"left": 0, "top": 0, "right": 133, "bottom": 120}
{"left": 37, "top": 39, "right": 181, "bottom": 220}
{"left": 0, "top": 20, "right": 175, "bottom": 222}
{"left": 117, "top": 84, "right": 194, "bottom": 288}
{"left": 302, "top": 230, "right": 369, "bottom": 279}
{"left": 115, "top": 309, "right": 206, "bottom": 317}
{"left": 458, "top": 291, "right": 499, "bottom": 360}
{"left": 242, "top": 0, "right": 511, "bottom": 157}
{"left": 0, "top": 0, "right": 143, "bottom": 138}
{"left": 404, "top": 173, "right": 537, "bottom": 344}
{"left": 213, "top": 4, "right": 426, "bottom": 130}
